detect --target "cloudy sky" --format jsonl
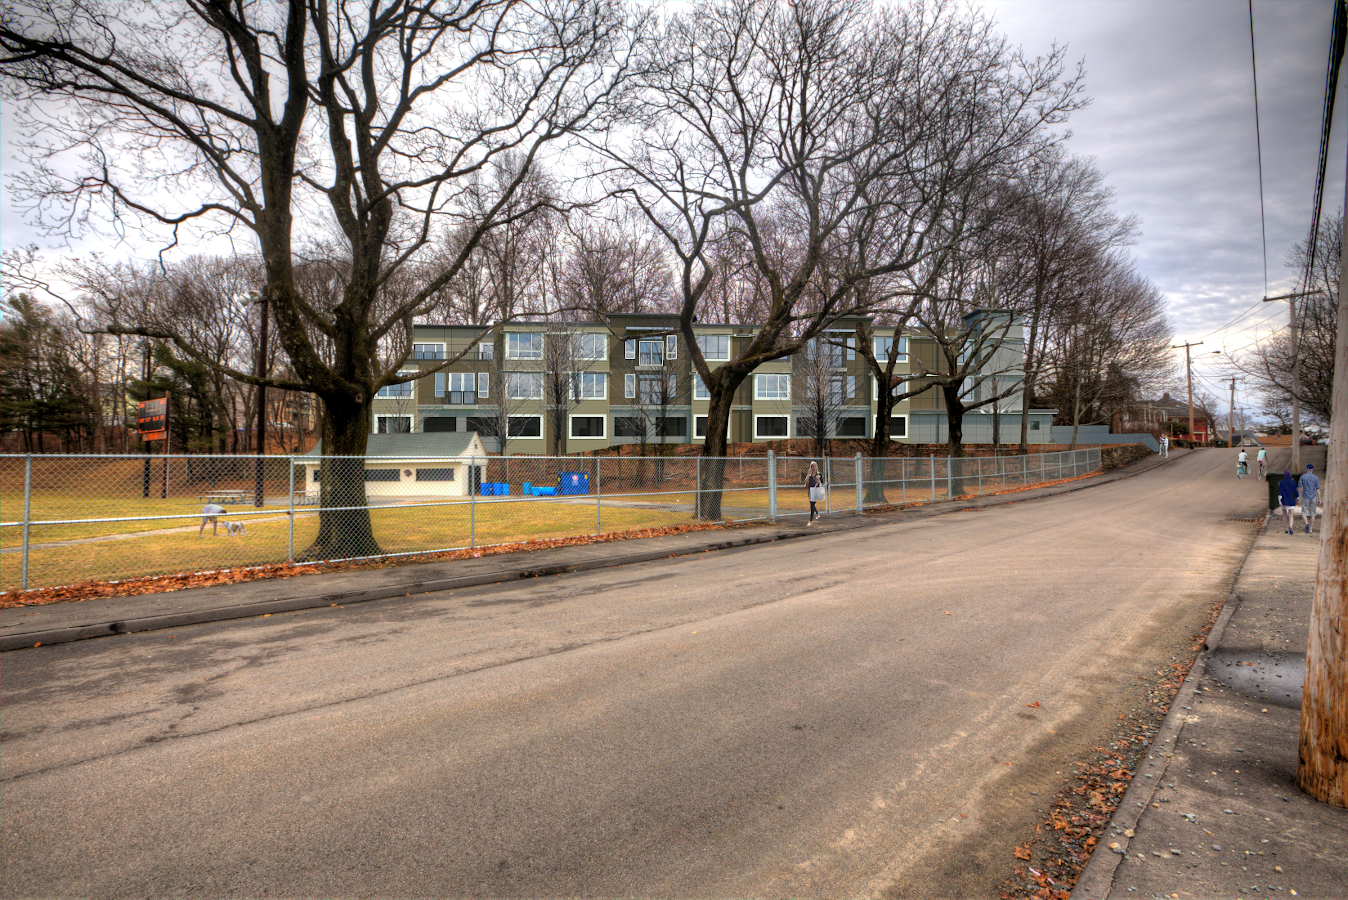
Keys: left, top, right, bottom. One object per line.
{"left": 3, "top": 0, "right": 1343, "bottom": 415}
{"left": 985, "top": 0, "right": 1344, "bottom": 407}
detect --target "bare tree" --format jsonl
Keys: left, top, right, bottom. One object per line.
{"left": 1, "top": 0, "right": 645, "bottom": 557}
{"left": 793, "top": 335, "right": 853, "bottom": 461}
{"left": 603, "top": 0, "right": 1083, "bottom": 517}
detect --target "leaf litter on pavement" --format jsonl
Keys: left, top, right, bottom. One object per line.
{"left": 999, "top": 590, "right": 1229, "bottom": 900}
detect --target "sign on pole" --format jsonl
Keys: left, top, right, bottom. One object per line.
{"left": 137, "top": 397, "right": 168, "bottom": 442}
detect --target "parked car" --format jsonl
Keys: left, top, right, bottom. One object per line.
{"left": 1299, "top": 436, "right": 1316, "bottom": 445}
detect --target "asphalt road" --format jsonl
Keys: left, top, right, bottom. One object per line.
{"left": 0, "top": 450, "right": 1268, "bottom": 899}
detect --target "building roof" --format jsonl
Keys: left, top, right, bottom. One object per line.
{"left": 306, "top": 432, "right": 483, "bottom": 458}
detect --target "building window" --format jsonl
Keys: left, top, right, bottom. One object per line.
{"left": 505, "top": 333, "right": 543, "bottom": 359}
{"left": 416, "top": 468, "right": 456, "bottom": 481}
{"left": 571, "top": 372, "right": 607, "bottom": 401}
{"left": 624, "top": 373, "right": 636, "bottom": 399}
{"left": 638, "top": 339, "right": 664, "bottom": 367}
{"left": 374, "top": 415, "right": 412, "bottom": 433}
{"left": 755, "top": 373, "right": 790, "bottom": 401}
{"left": 755, "top": 415, "right": 789, "bottom": 439}
{"left": 435, "top": 372, "right": 478, "bottom": 405}
{"left": 838, "top": 416, "right": 866, "bottom": 437}
{"left": 376, "top": 372, "right": 416, "bottom": 399}
{"left": 508, "top": 372, "right": 543, "bottom": 399}
{"left": 637, "top": 374, "right": 672, "bottom": 405}
{"left": 478, "top": 372, "right": 489, "bottom": 399}
{"left": 889, "top": 415, "right": 907, "bottom": 438}
{"left": 424, "top": 416, "right": 457, "bottom": 433}
{"left": 696, "top": 334, "right": 730, "bottom": 361}
{"left": 826, "top": 375, "right": 853, "bottom": 405}
{"left": 624, "top": 338, "right": 636, "bottom": 360}
{"left": 807, "top": 336, "right": 851, "bottom": 367}
{"left": 573, "top": 332, "right": 607, "bottom": 360}
{"left": 364, "top": 468, "right": 401, "bottom": 482}
{"left": 1030, "top": 420, "right": 1041, "bottom": 431}
{"left": 665, "top": 334, "right": 678, "bottom": 359}
{"left": 657, "top": 416, "right": 687, "bottom": 438}
{"left": 874, "top": 335, "right": 908, "bottom": 363}
{"left": 694, "top": 415, "right": 708, "bottom": 438}
{"left": 570, "top": 415, "right": 606, "bottom": 439}
{"left": 693, "top": 374, "right": 710, "bottom": 401}
{"left": 507, "top": 415, "right": 542, "bottom": 438}
{"left": 466, "top": 416, "right": 498, "bottom": 437}
{"left": 615, "top": 416, "right": 643, "bottom": 438}
{"left": 477, "top": 341, "right": 494, "bottom": 360}
{"left": 412, "top": 343, "right": 445, "bottom": 360}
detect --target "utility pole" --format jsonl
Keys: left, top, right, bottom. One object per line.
{"left": 1297, "top": 103, "right": 1348, "bottom": 804}
{"left": 1172, "top": 340, "right": 1202, "bottom": 445}
{"left": 1227, "top": 377, "right": 1237, "bottom": 447}
{"left": 1262, "top": 291, "right": 1312, "bottom": 470}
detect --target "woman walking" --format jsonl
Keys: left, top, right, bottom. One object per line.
{"left": 805, "top": 462, "right": 826, "bottom": 524}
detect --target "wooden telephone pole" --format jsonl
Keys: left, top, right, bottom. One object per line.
{"left": 1172, "top": 340, "right": 1202, "bottom": 444}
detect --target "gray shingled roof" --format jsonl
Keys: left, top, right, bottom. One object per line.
{"left": 306, "top": 431, "right": 482, "bottom": 457}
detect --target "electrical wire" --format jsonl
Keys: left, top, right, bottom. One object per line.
{"left": 1298, "top": 0, "right": 1347, "bottom": 294}
{"left": 1249, "top": 1, "right": 1270, "bottom": 296}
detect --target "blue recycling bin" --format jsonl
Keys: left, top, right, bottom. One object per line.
{"left": 558, "top": 472, "right": 590, "bottom": 496}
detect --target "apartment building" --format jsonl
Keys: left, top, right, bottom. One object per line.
{"left": 371, "top": 310, "right": 1054, "bottom": 455}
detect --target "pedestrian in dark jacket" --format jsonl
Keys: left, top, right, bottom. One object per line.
{"left": 1278, "top": 469, "right": 1298, "bottom": 535}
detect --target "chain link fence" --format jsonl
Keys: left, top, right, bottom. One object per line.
{"left": 1, "top": 448, "right": 1100, "bottom": 592}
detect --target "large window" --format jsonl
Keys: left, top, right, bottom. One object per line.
{"left": 376, "top": 372, "right": 416, "bottom": 399}
{"left": 838, "top": 416, "right": 866, "bottom": 437}
{"left": 416, "top": 468, "right": 456, "bottom": 481}
{"left": 374, "top": 414, "right": 412, "bottom": 433}
{"left": 570, "top": 415, "right": 606, "bottom": 439}
{"left": 637, "top": 374, "right": 672, "bottom": 405}
{"left": 889, "top": 415, "right": 907, "bottom": 437}
{"left": 638, "top": 339, "right": 664, "bottom": 367}
{"left": 806, "top": 335, "right": 852, "bottom": 367}
{"left": 571, "top": 372, "right": 607, "bottom": 401}
{"left": 693, "top": 374, "right": 710, "bottom": 401}
{"left": 508, "top": 372, "right": 543, "bottom": 399}
{"left": 755, "top": 373, "right": 790, "bottom": 400}
{"left": 424, "top": 416, "right": 457, "bottom": 432}
{"left": 754, "top": 415, "right": 789, "bottom": 439}
{"left": 694, "top": 415, "right": 708, "bottom": 438}
{"left": 507, "top": 415, "right": 542, "bottom": 437}
{"left": 657, "top": 416, "right": 687, "bottom": 438}
{"left": 412, "top": 343, "right": 444, "bottom": 360}
{"left": 696, "top": 334, "right": 730, "bottom": 360}
{"left": 573, "top": 332, "right": 607, "bottom": 360}
{"left": 466, "top": 416, "right": 498, "bottom": 436}
{"left": 434, "top": 372, "right": 478, "bottom": 405}
{"left": 505, "top": 333, "right": 543, "bottom": 359}
{"left": 875, "top": 335, "right": 908, "bottom": 363}
{"left": 826, "top": 375, "right": 854, "bottom": 405}
{"left": 365, "top": 468, "right": 401, "bottom": 482}
{"left": 615, "top": 416, "right": 643, "bottom": 438}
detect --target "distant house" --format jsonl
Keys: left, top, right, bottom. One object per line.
{"left": 304, "top": 431, "right": 487, "bottom": 498}
{"left": 1133, "top": 392, "right": 1214, "bottom": 443}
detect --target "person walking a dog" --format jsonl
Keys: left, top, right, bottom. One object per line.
{"left": 199, "top": 503, "right": 245, "bottom": 536}
{"left": 805, "top": 462, "right": 825, "bottom": 525}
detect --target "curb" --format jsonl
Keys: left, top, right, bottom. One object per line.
{"left": 1068, "top": 508, "right": 1267, "bottom": 899}
{"left": 0, "top": 530, "right": 816, "bottom": 652}
{"left": 2, "top": 450, "right": 1171, "bottom": 652}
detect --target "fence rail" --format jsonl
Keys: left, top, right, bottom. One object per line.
{"left": 0, "top": 449, "right": 1101, "bottom": 592}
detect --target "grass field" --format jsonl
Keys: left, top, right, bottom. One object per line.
{"left": 0, "top": 496, "right": 697, "bottom": 591}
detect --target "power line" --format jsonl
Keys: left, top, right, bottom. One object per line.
{"left": 1249, "top": 0, "right": 1270, "bottom": 296}
{"left": 1298, "top": 0, "right": 1347, "bottom": 292}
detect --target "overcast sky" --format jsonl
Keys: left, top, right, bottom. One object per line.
{"left": 3, "top": 0, "right": 1343, "bottom": 414}
{"left": 985, "top": 0, "right": 1345, "bottom": 406}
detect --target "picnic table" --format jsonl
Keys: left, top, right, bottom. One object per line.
{"left": 200, "top": 490, "right": 247, "bottom": 504}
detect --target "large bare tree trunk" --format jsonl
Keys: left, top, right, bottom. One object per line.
{"left": 305, "top": 400, "right": 379, "bottom": 561}
{"left": 1297, "top": 210, "right": 1348, "bottom": 807}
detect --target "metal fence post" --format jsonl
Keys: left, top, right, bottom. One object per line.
{"left": 930, "top": 453, "right": 936, "bottom": 501}
{"left": 947, "top": 454, "right": 953, "bottom": 499}
{"left": 287, "top": 457, "right": 295, "bottom": 563}
{"left": 1040, "top": 450, "right": 1045, "bottom": 483}
{"left": 470, "top": 455, "right": 476, "bottom": 548}
{"left": 596, "top": 455, "right": 603, "bottom": 536}
{"left": 901, "top": 456, "right": 907, "bottom": 504}
{"left": 767, "top": 449, "right": 777, "bottom": 523}
{"left": 855, "top": 452, "right": 863, "bottom": 512}
{"left": 824, "top": 456, "right": 832, "bottom": 516}
{"left": 21, "top": 455, "right": 32, "bottom": 590}
{"left": 977, "top": 456, "right": 982, "bottom": 495}
{"left": 696, "top": 456, "right": 701, "bottom": 525}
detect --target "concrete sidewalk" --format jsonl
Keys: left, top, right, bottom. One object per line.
{"left": 1071, "top": 507, "right": 1348, "bottom": 898}
{"left": 1, "top": 448, "right": 1175, "bottom": 652}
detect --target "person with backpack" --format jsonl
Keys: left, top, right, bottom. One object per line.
{"left": 805, "top": 462, "right": 825, "bottom": 525}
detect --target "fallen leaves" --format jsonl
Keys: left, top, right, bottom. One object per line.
{"left": 1026, "top": 701, "right": 1041, "bottom": 708}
